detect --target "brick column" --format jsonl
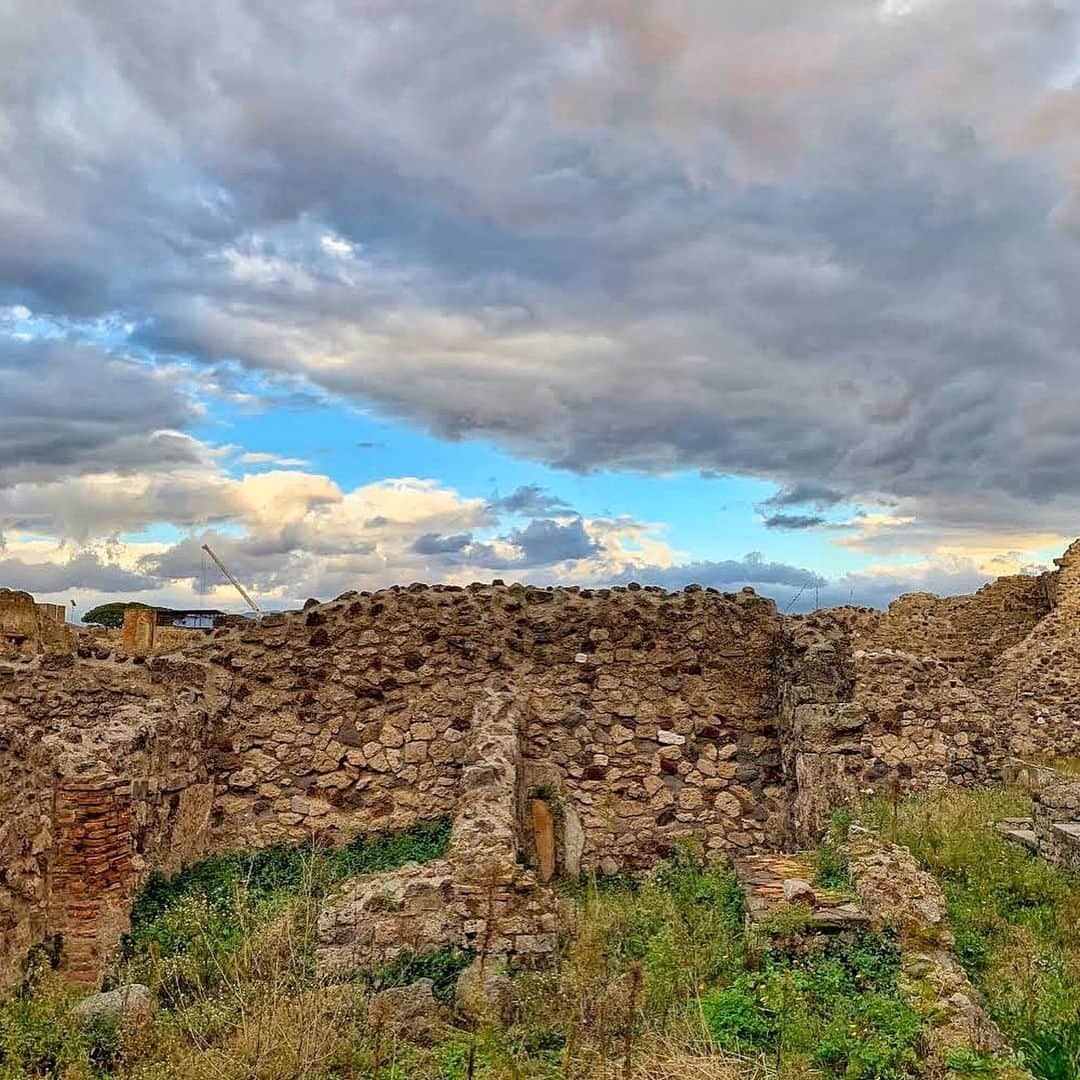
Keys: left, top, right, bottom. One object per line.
{"left": 50, "top": 779, "right": 134, "bottom": 985}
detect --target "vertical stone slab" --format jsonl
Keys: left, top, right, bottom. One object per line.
{"left": 121, "top": 608, "right": 156, "bottom": 655}
{"left": 531, "top": 798, "right": 556, "bottom": 882}
{"left": 448, "top": 681, "right": 524, "bottom": 884}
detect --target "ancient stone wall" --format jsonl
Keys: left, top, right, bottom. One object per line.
{"left": 317, "top": 683, "right": 564, "bottom": 978}
{"left": 202, "top": 582, "right": 789, "bottom": 870}
{"left": 0, "top": 589, "right": 75, "bottom": 660}
{"left": 0, "top": 656, "right": 218, "bottom": 985}
{"left": 1032, "top": 778, "right": 1080, "bottom": 872}
{"left": 779, "top": 571, "right": 1061, "bottom": 839}
{"left": 988, "top": 540, "right": 1080, "bottom": 757}
{"left": 2, "top": 540, "right": 1080, "bottom": 986}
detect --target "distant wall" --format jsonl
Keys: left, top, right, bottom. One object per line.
{"left": 0, "top": 589, "right": 74, "bottom": 660}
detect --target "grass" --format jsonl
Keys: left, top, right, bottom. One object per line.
{"left": 866, "top": 787, "right": 1079, "bottom": 1080}
{"left": 0, "top": 817, "right": 453, "bottom": 1079}
{"left": 1, "top": 791, "right": 1074, "bottom": 1078}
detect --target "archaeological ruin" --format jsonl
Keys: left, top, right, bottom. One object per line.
{"left": 2, "top": 540, "right": 1080, "bottom": 988}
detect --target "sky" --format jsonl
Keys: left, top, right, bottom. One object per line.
{"left": 1, "top": 0, "right": 1078, "bottom": 619}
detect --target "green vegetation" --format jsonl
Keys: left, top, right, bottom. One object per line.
{"left": 81, "top": 603, "right": 150, "bottom": 630}
{"left": 120, "top": 816, "right": 452, "bottom": 1001}
{"left": 868, "top": 788, "right": 1079, "bottom": 1080}
{"left": 369, "top": 945, "right": 473, "bottom": 1003}
{"left": 812, "top": 809, "right": 853, "bottom": 892}
{"left": 701, "top": 931, "right": 922, "bottom": 1078}
{"left": 1, "top": 791, "right": 1074, "bottom": 1078}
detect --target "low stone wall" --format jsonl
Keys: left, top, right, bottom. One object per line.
{"left": 1033, "top": 779, "right": 1080, "bottom": 872}
{"left": 317, "top": 684, "right": 563, "bottom": 978}
{"left": 847, "top": 835, "right": 1024, "bottom": 1074}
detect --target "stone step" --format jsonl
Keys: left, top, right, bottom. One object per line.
{"left": 994, "top": 818, "right": 1038, "bottom": 850}
{"left": 734, "top": 853, "right": 869, "bottom": 933}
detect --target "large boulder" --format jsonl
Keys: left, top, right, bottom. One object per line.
{"left": 73, "top": 983, "right": 153, "bottom": 1027}
{"left": 368, "top": 978, "right": 443, "bottom": 1040}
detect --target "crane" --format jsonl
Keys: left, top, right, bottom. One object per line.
{"left": 201, "top": 544, "right": 262, "bottom": 619}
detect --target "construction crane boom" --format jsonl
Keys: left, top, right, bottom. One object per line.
{"left": 201, "top": 544, "right": 262, "bottom": 616}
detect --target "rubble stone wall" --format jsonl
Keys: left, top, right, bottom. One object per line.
{"left": 0, "top": 657, "right": 218, "bottom": 985}
{"left": 1, "top": 588, "right": 75, "bottom": 660}
{"left": 202, "top": 582, "right": 790, "bottom": 869}
{"left": 780, "top": 569, "right": 1064, "bottom": 838}
{"left": 3, "top": 540, "right": 1080, "bottom": 986}
{"left": 317, "top": 684, "right": 563, "bottom": 978}
{"left": 1033, "top": 779, "right": 1080, "bottom": 872}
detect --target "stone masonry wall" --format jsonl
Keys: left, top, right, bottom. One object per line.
{"left": 202, "top": 582, "right": 789, "bottom": 870}
{"left": 317, "top": 682, "right": 563, "bottom": 978}
{"left": 0, "top": 655, "right": 219, "bottom": 986}
{"left": 779, "top": 570, "right": 1061, "bottom": 839}
{"left": 3, "top": 540, "right": 1080, "bottom": 986}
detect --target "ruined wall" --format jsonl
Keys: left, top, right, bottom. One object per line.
{"left": 0, "top": 589, "right": 75, "bottom": 660}
{"left": 202, "top": 582, "right": 789, "bottom": 870}
{"left": 317, "top": 683, "right": 564, "bottom": 978}
{"left": 0, "top": 655, "right": 219, "bottom": 985}
{"left": 988, "top": 540, "right": 1080, "bottom": 757}
{"left": 3, "top": 540, "right": 1080, "bottom": 986}
{"left": 780, "top": 572, "right": 1057, "bottom": 839}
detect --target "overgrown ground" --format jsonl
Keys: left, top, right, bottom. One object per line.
{"left": 0, "top": 788, "right": 1075, "bottom": 1080}
{"left": 866, "top": 789, "right": 1079, "bottom": 1080}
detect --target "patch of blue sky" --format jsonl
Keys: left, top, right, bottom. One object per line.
{"left": 194, "top": 387, "right": 870, "bottom": 578}
{"left": 0, "top": 304, "right": 136, "bottom": 346}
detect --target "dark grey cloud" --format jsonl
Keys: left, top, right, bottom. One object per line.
{"left": 615, "top": 552, "right": 826, "bottom": 592}
{"left": 762, "top": 514, "right": 826, "bottom": 530}
{"left": 488, "top": 485, "right": 576, "bottom": 518}
{"left": 0, "top": 339, "right": 200, "bottom": 486}
{"left": 2, "top": 0, "right": 1080, "bottom": 552}
{"left": 505, "top": 518, "right": 598, "bottom": 566}
{"left": 412, "top": 517, "right": 597, "bottom": 567}
{"left": 413, "top": 532, "right": 473, "bottom": 555}
{"left": 760, "top": 484, "right": 846, "bottom": 510}
{"left": 137, "top": 531, "right": 322, "bottom": 597}
{"left": 0, "top": 552, "right": 157, "bottom": 594}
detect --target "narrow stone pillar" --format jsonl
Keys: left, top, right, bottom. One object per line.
{"left": 531, "top": 798, "right": 556, "bottom": 882}
{"left": 121, "top": 608, "right": 156, "bottom": 655}
{"left": 448, "top": 681, "right": 524, "bottom": 884}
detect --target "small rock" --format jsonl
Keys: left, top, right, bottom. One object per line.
{"left": 455, "top": 961, "right": 513, "bottom": 1022}
{"left": 73, "top": 984, "right": 152, "bottom": 1027}
{"left": 913, "top": 898, "right": 943, "bottom": 924}
{"left": 657, "top": 730, "right": 686, "bottom": 746}
{"left": 369, "top": 978, "right": 442, "bottom": 1040}
{"left": 782, "top": 878, "right": 816, "bottom": 905}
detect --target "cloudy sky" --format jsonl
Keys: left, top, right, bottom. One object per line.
{"left": 2, "top": 0, "right": 1079, "bottom": 617}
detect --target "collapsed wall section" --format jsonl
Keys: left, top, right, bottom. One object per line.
{"left": 317, "top": 682, "right": 563, "bottom": 978}
{"left": 989, "top": 539, "right": 1080, "bottom": 757}
{"left": 780, "top": 572, "right": 1057, "bottom": 840}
